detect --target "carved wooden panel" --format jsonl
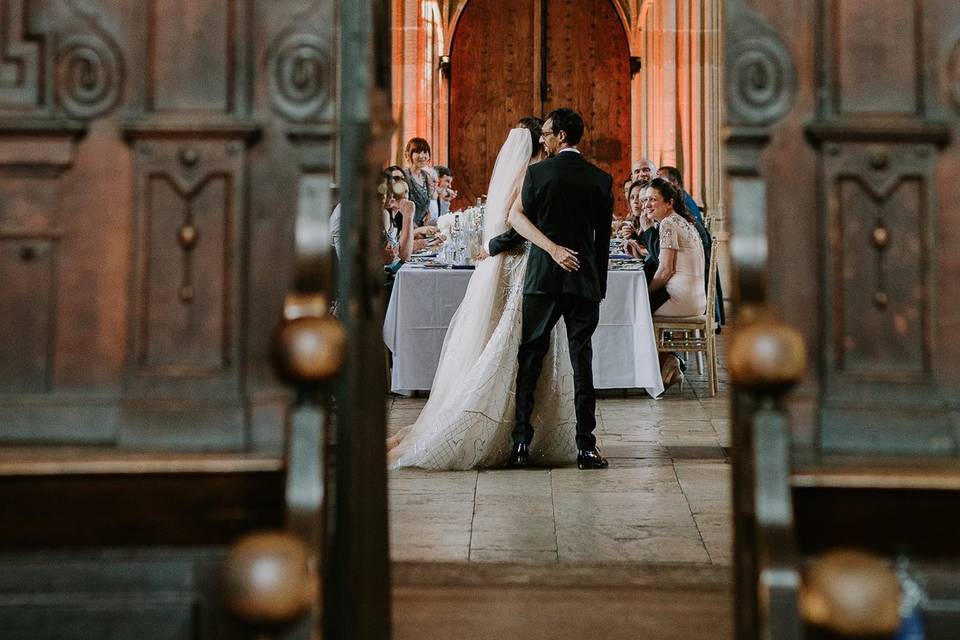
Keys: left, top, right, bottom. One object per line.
{"left": 832, "top": 0, "right": 921, "bottom": 115}
{"left": 128, "top": 139, "right": 245, "bottom": 399}
{"left": 0, "top": 0, "right": 44, "bottom": 109}
{"left": 0, "top": 234, "right": 56, "bottom": 393}
{"left": 0, "top": 0, "right": 126, "bottom": 120}
{"left": 0, "top": 1, "right": 333, "bottom": 451}
{"left": 265, "top": 0, "right": 334, "bottom": 123}
{"left": 816, "top": 137, "right": 953, "bottom": 453}
{"left": 448, "top": 0, "right": 538, "bottom": 209}
{"left": 145, "top": 0, "right": 249, "bottom": 115}
{"left": 805, "top": 0, "right": 955, "bottom": 454}
{"left": 825, "top": 145, "right": 933, "bottom": 381}
{"left": 728, "top": 2, "right": 960, "bottom": 638}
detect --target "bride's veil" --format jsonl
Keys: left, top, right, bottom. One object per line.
{"left": 406, "top": 129, "right": 533, "bottom": 425}
{"left": 482, "top": 128, "right": 534, "bottom": 242}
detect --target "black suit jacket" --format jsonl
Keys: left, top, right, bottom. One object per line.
{"left": 638, "top": 225, "right": 661, "bottom": 285}
{"left": 488, "top": 228, "right": 524, "bottom": 257}
{"left": 513, "top": 151, "right": 614, "bottom": 301}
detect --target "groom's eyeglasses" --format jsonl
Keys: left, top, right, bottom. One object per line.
{"left": 541, "top": 128, "right": 555, "bottom": 138}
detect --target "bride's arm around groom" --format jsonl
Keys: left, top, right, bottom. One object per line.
{"left": 479, "top": 202, "right": 581, "bottom": 273}
{"left": 506, "top": 198, "right": 580, "bottom": 272}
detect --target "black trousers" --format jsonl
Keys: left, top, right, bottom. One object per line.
{"left": 514, "top": 293, "right": 601, "bottom": 451}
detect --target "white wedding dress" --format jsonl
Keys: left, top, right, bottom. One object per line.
{"left": 388, "top": 129, "right": 578, "bottom": 470}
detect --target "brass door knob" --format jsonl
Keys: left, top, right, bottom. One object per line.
{"left": 728, "top": 309, "right": 806, "bottom": 391}
{"left": 273, "top": 314, "right": 346, "bottom": 384}
{"left": 799, "top": 549, "right": 901, "bottom": 636}
{"left": 222, "top": 532, "right": 315, "bottom": 624}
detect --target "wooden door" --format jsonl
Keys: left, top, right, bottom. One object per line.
{"left": 543, "top": 0, "right": 631, "bottom": 196}
{"left": 0, "top": 1, "right": 337, "bottom": 452}
{"left": 449, "top": 0, "right": 630, "bottom": 212}
{"left": 448, "top": 0, "right": 539, "bottom": 208}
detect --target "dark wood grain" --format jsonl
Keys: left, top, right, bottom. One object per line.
{"left": 0, "top": 467, "right": 285, "bottom": 550}
{"left": 449, "top": 0, "right": 539, "bottom": 209}
{"left": 545, "top": 0, "right": 631, "bottom": 214}
{"left": 0, "top": 0, "right": 337, "bottom": 451}
{"left": 449, "top": 0, "right": 630, "bottom": 216}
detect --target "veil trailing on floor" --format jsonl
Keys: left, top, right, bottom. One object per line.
{"left": 422, "top": 128, "right": 531, "bottom": 413}
{"left": 388, "top": 129, "right": 543, "bottom": 467}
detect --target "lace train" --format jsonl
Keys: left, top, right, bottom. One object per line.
{"left": 388, "top": 250, "right": 577, "bottom": 470}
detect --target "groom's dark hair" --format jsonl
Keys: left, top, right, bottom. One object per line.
{"left": 545, "top": 108, "right": 584, "bottom": 145}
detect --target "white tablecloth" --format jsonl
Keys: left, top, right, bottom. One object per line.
{"left": 383, "top": 264, "right": 664, "bottom": 397}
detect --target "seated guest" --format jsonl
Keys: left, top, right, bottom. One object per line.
{"left": 434, "top": 165, "right": 457, "bottom": 217}
{"left": 381, "top": 172, "right": 416, "bottom": 262}
{"left": 387, "top": 162, "right": 438, "bottom": 245}
{"left": 330, "top": 173, "right": 415, "bottom": 312}
{"left": 657, "top": 166, "right": 725, "bottom": 326}
{"left": 612, "top": 177, "right": 634, "bottom": 234}
{"left": 623, "top": 181, "right": 671, "bottom": 314}
{"left": 620, "top": 180, "right": 650, "bottom": 257}
{"left": 402, "top": 137, "right": 438, "bottom": 228}
{"left": 631, "top": 158, "right": 657, "bottom": 183}
{"left": 621, "top": 177, "right": 633, "bottom": 208}
{"left": 330, "top": 168, "right": 427, "bottom": 261}
{"left": 646, "top": 178, "right": 706, "bottom": 388}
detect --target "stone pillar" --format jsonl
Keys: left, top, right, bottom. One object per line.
{"left": 390, "top": 0, "right": 422, "bottom": 163}
{"left": 637, "top": 0, "right": 727, "bottom": 303}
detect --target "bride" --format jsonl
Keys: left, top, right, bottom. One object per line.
{"left": 387, "top": 119, "right": 580, "bottom": 470}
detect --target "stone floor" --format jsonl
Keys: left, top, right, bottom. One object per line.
{"left": 387, "top": 339, "right": 732, "bottom": 565}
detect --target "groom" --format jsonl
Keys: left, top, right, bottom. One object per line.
{"left": 490, "top": 108, "right": 614, "bottom": 470}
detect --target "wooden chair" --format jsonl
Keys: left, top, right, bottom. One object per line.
{"left": 652, "top": 237, "right": 719, "bottom": 396}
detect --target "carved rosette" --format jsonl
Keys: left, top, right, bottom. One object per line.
{"left": 725, "top": 4, "right": 796, "bottom": 127}
{"left": 269, "top": 33, "right": 332, "bottom": 122}
{"left": 728, "top": 37, "right": 795, "bottom": 125}
{"left": 56, "top": 32, "right": 123, "bottom": 119}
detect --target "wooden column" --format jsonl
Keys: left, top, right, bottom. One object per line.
{"left": 329, "top": 0, "right": 393, "bottom": 638}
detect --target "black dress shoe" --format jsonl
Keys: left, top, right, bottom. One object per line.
{"left": 577, "top": 448, "right": 609, "bottom": 470}
{"left": 508, "top": 443, "right": 530, "bottom": 468}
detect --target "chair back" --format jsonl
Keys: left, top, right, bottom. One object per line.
{"left": 704, "top": 236, "right": 718, "bottom": 326}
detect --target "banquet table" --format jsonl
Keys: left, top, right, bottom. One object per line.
{"left": 383, "top": 263, "right": 664, "bottom": 398}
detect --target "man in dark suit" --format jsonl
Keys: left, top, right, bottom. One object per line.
{"left": 488, "top": 108, "right": 613, "bottom": 470}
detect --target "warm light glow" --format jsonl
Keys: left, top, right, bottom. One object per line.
{"left": 419, "top": 1, "right": 444, "bottom": 146}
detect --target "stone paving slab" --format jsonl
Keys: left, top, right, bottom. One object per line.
{"left": 387, "top": 339, "right": 733, "bottom": 565}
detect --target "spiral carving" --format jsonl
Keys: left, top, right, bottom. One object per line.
{"left": 56, "top": 33, "right": 123, "bottom": 119}
{"left": 727, "top": 35, "right": 795, "bottom": 125}
{"left": 270, "top": 33, "right": 331, "bottom": 121}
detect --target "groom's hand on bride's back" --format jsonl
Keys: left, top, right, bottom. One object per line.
{"left": 548, "top": 244, "right": 580, "bottom": 272}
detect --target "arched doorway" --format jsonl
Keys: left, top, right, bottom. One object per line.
{"left": 448, "top": 0, "right": 631, "bottom": 213}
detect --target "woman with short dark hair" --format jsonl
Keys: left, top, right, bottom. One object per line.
{"left": 402, "top": 137, "right": 436, "bottom": 227}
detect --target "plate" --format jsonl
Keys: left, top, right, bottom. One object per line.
{"left": 410, "top": 259, "right": 448, "bottom": 269}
